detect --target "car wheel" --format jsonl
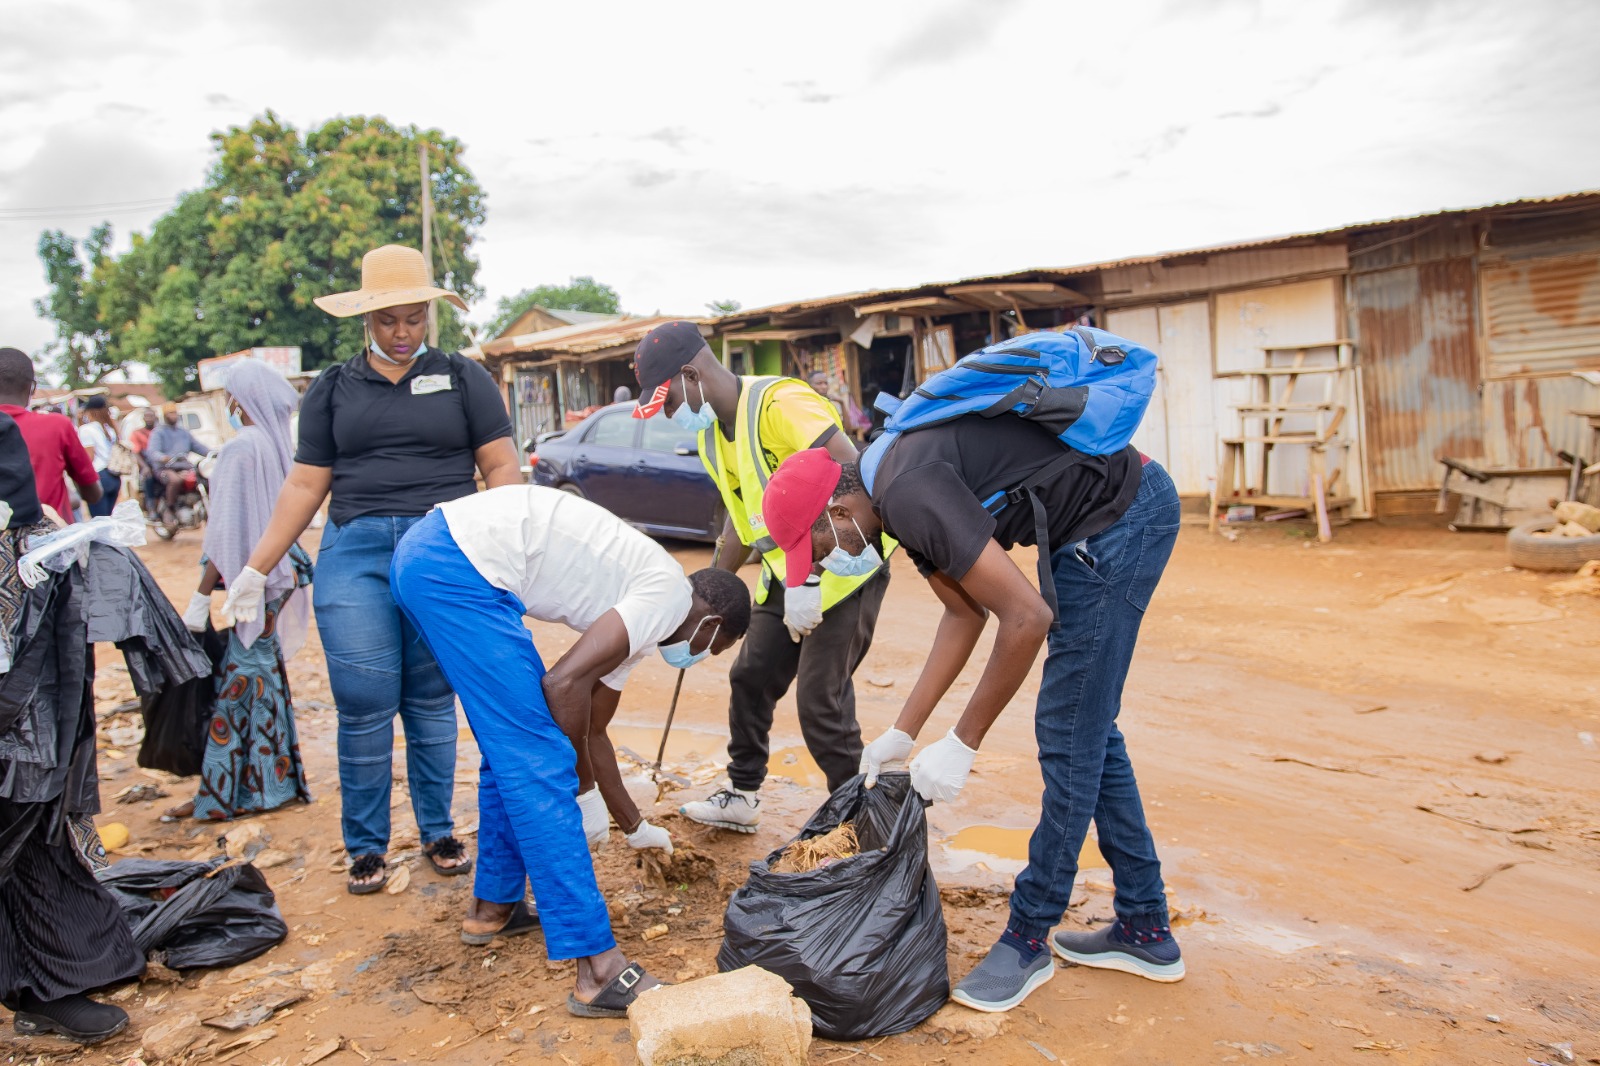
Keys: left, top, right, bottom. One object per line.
{"left": 558, "top": 482, "right": 586, "bottom": 499}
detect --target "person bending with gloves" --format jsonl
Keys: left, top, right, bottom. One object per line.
{"left": 631, "top": 321, "right": 890, "bottom": 833}
{"left": 761, "top": 437, "right": 1182, "bottom": 1014}
{"left": 388, "top": 484, "right": 750, "bottom": 1018}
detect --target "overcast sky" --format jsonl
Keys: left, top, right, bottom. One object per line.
{"left": 2, "top": 0, "right": 1597, "bottom": 363}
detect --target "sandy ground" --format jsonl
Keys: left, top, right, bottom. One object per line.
{"left": 6, "top": 516, "right": 1598, "bottom": 1066}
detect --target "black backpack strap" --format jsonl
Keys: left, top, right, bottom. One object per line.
{"left": 982, "top": 451, "right": 1087, "bottom": 626}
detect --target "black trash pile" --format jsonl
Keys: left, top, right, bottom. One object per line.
{"left": 97, "top": 856, "right": 288, "bottom": 969}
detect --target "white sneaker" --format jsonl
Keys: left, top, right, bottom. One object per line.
{"left": 680, "top": 787, "right": 761, "bottom": 833}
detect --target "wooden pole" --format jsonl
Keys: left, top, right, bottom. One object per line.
{"left": 419, "top": 141, "right": 439, "bottom": 347}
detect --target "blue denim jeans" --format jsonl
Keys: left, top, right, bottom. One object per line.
{"left": 390, "top": 511, "right": 615, "bottom": 960}
{"left": 1008, "top": 460, "right": 1181, "bottom": 939}
{"left": 313, "top": 514, "right": 459, "bottom": 858}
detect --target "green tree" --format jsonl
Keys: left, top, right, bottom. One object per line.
{"left": 482, "top": 276, "right": 622, "bottom": 339}
{"left": 45, "top": 111, "right": 487, "bottom": 397}
{"left": 34, "top": 223, "right": 117, "bottom": 387}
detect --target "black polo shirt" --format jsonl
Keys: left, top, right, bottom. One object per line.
{"left": 295, "top": 348, "right": 512, "bottom": 525}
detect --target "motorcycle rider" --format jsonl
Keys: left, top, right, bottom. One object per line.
{"left": 147, "top": 405, "right": 206, "bottom": 528}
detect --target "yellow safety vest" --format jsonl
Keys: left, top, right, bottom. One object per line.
{"left": 698, "top": 376, "right": 894, "bottom": 609}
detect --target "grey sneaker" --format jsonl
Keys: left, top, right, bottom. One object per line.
{"left": 679, "top": 787, "right": 760, "bottom": 833}
{"left": 1051, "top": 921, "right": 1186, "bottom": 983}
{"left": 950, "top": 937, "right": 1055, "bottom": 1013}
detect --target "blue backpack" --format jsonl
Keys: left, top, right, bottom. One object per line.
{"left": 859, "top": 326, "right": 1159, "bottom": 620}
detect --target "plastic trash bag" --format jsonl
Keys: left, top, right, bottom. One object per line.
{"left": 136, "top": 620, "right": 226, "bottom": 776}
{"left": 717, "top": 772, "right": 949, "bottom": 1040}
{"left": 18, "top": 501, "right": 146, "bottom": 587}
{"left": 96, "top": 856, "right": 288, "bottom": 969}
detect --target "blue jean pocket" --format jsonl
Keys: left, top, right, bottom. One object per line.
{"left": 1125, "top": 524, "right": 1179, "bottom": 612}
{"left": 318, "top": 520, "right": 344, "bottom": 554}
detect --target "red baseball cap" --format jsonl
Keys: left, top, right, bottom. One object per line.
{"left": 763, "top": 448, "right": 841, "bottom": 587}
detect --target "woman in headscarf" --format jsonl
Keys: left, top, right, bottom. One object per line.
{"left": 224, "top": 247, "right": 521, "bottom": 894}
{"left": 169, "top": 359, "right": 313, "bottom": 821}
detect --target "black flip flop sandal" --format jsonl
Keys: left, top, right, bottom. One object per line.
{"left": 460, "top": 899, "right": 541, "bottom": 946}
{"left": 566, "top": 963, "right": 658, "bottom": 1019}
{"left": 347, "top": 854, "right": 387, "bottom": 895}
{"left": 423, "top": 836, "right": 473, "bottom": 877}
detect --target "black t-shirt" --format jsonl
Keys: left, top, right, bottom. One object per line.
{"left": 871, "top": 415, "right": 1141, "bottom": 579}
{"left": 295, "top": 348, "right": 513, "bottom": 525}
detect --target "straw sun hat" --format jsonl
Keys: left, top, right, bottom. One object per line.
{"left": 313, "top": 245, "right": 469, "bottom": 318}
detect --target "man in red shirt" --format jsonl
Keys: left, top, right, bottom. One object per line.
{"left": 0, "top": 348, "right": 101, "bottom": 523}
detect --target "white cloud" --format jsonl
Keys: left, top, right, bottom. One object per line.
{"left": 3, "top": 0, "right": 1597, "bottom": 362}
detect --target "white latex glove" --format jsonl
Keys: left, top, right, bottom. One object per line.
{"left": 625, "top": 818, "right": 674, "bottom": 856}
{"left": 221, "top": 567, "right": 269, "bottom": 625}
{"left": 909, "top": 728, "right": 978, "bottom": 804}
{"left": 577, "top": 787, "right": 609, "bottom": 851}
{"left": 183, "top": 592, "right": 212, "bottom": 633}
{"left": 783, "top": 581, "right": 824, "bottom": 643}
{"left": 859, "top": 727, "right": 915, "bottom": 788}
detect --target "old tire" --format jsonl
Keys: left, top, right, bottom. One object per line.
{"left": 1507, "top": 517, "right": 1600, "bottom": 571}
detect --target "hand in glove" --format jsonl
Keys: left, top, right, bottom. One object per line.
{"left": 577, "top": 787, "right": 609, "bottom": 851}
{"left": 625, "top": 818, "right": 674, "bottom": 856}
{"left": 909, "top": 728, "right": 977, "bottom": 804}
{"left": 183, "top": 592, "right": 212, "bottom": 633}
{"left": 859, "top": 727, "right": 915, "bottom": 788}
{"left": 783, "top": 581, "right": 824, "bottom": 643}
{"left": 221, "top": 567, "right": 269, "bottom": 625}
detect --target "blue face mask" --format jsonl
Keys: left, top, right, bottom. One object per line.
{"left": 371, "top": 339, "right": 428, "bottom": 366}
{"left": 821, "top": 509, "right": 883, "bottom": 578}
{"left": 658, "top": 617, "right": 720, "bottom": 670}
{"left": 670, "top": 373, "right": 716, "bottom": 432}
{"left": 228, "top": 409, "right": 245, "bottom": 431}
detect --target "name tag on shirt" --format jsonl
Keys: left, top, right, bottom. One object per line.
{"left": 411, "top": 374, "right": 453, "bottom": 396}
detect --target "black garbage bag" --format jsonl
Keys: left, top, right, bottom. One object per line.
{"left": 717, "top": 773, "right": 948, "bottom": 1040}
{"left": 136, "top": 621, "right": 226, "bottom": 777}
{"left": 96, "top": 856, "right": 288, "bottom": 969}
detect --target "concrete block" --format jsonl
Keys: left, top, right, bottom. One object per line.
{"left": 629, "top": 965, "right": 811, "bottom": 1066}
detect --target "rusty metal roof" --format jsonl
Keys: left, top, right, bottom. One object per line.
{"left": 479, "top": 314, "right": 704, "bottom": 360}
{"left": 720, "top": 190, "right": 1600, "bottom": 323}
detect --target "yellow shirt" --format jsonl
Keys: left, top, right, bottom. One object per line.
{"left": 711, "top": 378, "right": 842, "bottom": 493}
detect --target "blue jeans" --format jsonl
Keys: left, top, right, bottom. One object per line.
{"left": 1008, "top": 460, "right": 1181, "bottom": 939}
{"left": 390, "top": 511, "right": 614, "bottom": 960}
{"left": 313, "top": 514, "right": 459, "bottom": 858}
{"left": 87, "top": 469, "right": 121, "bottom": 518}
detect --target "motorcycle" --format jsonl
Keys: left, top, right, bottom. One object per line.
{"left": 148, "top": 453, "right": 216, "bottom": 540}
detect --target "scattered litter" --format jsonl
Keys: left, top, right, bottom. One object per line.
{"left": 1415, "top": 805, "right": 1541, "bottom": 834}
{"left": 115, "top": 783, "right": 169, "bottom": 804}
{"left": 1485, "top": 1014, "right": 1501, "bottom": 1023}
{"left": 866, "top": 677, "right": 894, "bottom": 688}
{"left": 1217, "top": 1041, "right": 1285, "bottom": 1057}
{"left": 1546, "top": 560, "right": 1600, "bottom": 597}
{"left": 204, "top": 991, "right": 306, "bottom": 1031}
{"left": 385, "top": 864, "right": 411, "bottom": 895}
{"left": 1473, "top": 750, "right": 1509, "bottom": 765}
{"left": 222, "top": 822, "right": 268, "bottom": 861}
{"left": 1352, "top": 1040, "right": 1406, "bottom": 1051}
{"left": 1331, "top": 1019, "right": 1373, "bottom": 1036}
{"left": 1354, "top": 705, "right": 1388, "bottom": 715}
{"left": 1028, "top": 1040, "right": 1058, "bottom": 1061}
{"left": 99, "top": 822, "right": 131, "bottom": 850}
{"left": 642, "top": 924, "right": 669, "bottom": 942}
{"left": 253, "top": 849, "right": 292, "bottom": 870}
{"left": 770, "top": 822, "right": 858, "bottom": 873}
{"left": 301, "top": 1037, "right": 344, "bottom": 1065}
{"left": 1250, "top": 753, "right": 1379, "bottom": 777}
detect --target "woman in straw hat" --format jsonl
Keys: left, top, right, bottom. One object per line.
{"left": 224, "top": 246, "right": 523, "bottom": 894}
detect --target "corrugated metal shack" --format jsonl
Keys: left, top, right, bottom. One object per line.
{"left": 711, "top": 190, "right": 1600, "bottom": 518}
{"left": 473, "top": 315, "right": 701, "bottom": 449}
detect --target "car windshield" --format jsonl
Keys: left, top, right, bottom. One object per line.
{"left": 639, "top": 415, "right": 694, "bottom": 454}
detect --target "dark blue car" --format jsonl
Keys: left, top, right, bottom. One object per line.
{"left": 529, "top": 401, "right": 725, "bottom": 542}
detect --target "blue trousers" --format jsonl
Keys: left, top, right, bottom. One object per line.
{"left": 313, "top": 515, "right": 459, "bottom": 858}
{"left": 390, "top": 510, "right": 614, "bottom": 960}
{"left": 1008, "top": 460, "right": 1181, "bottom": 939}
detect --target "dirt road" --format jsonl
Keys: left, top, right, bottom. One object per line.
{"left": 18, "top": 517, "right": 1598, "bottom": 1065}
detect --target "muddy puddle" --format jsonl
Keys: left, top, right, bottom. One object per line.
{"left": 938, "top": 823, "right": 1110, "bottom": 876}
